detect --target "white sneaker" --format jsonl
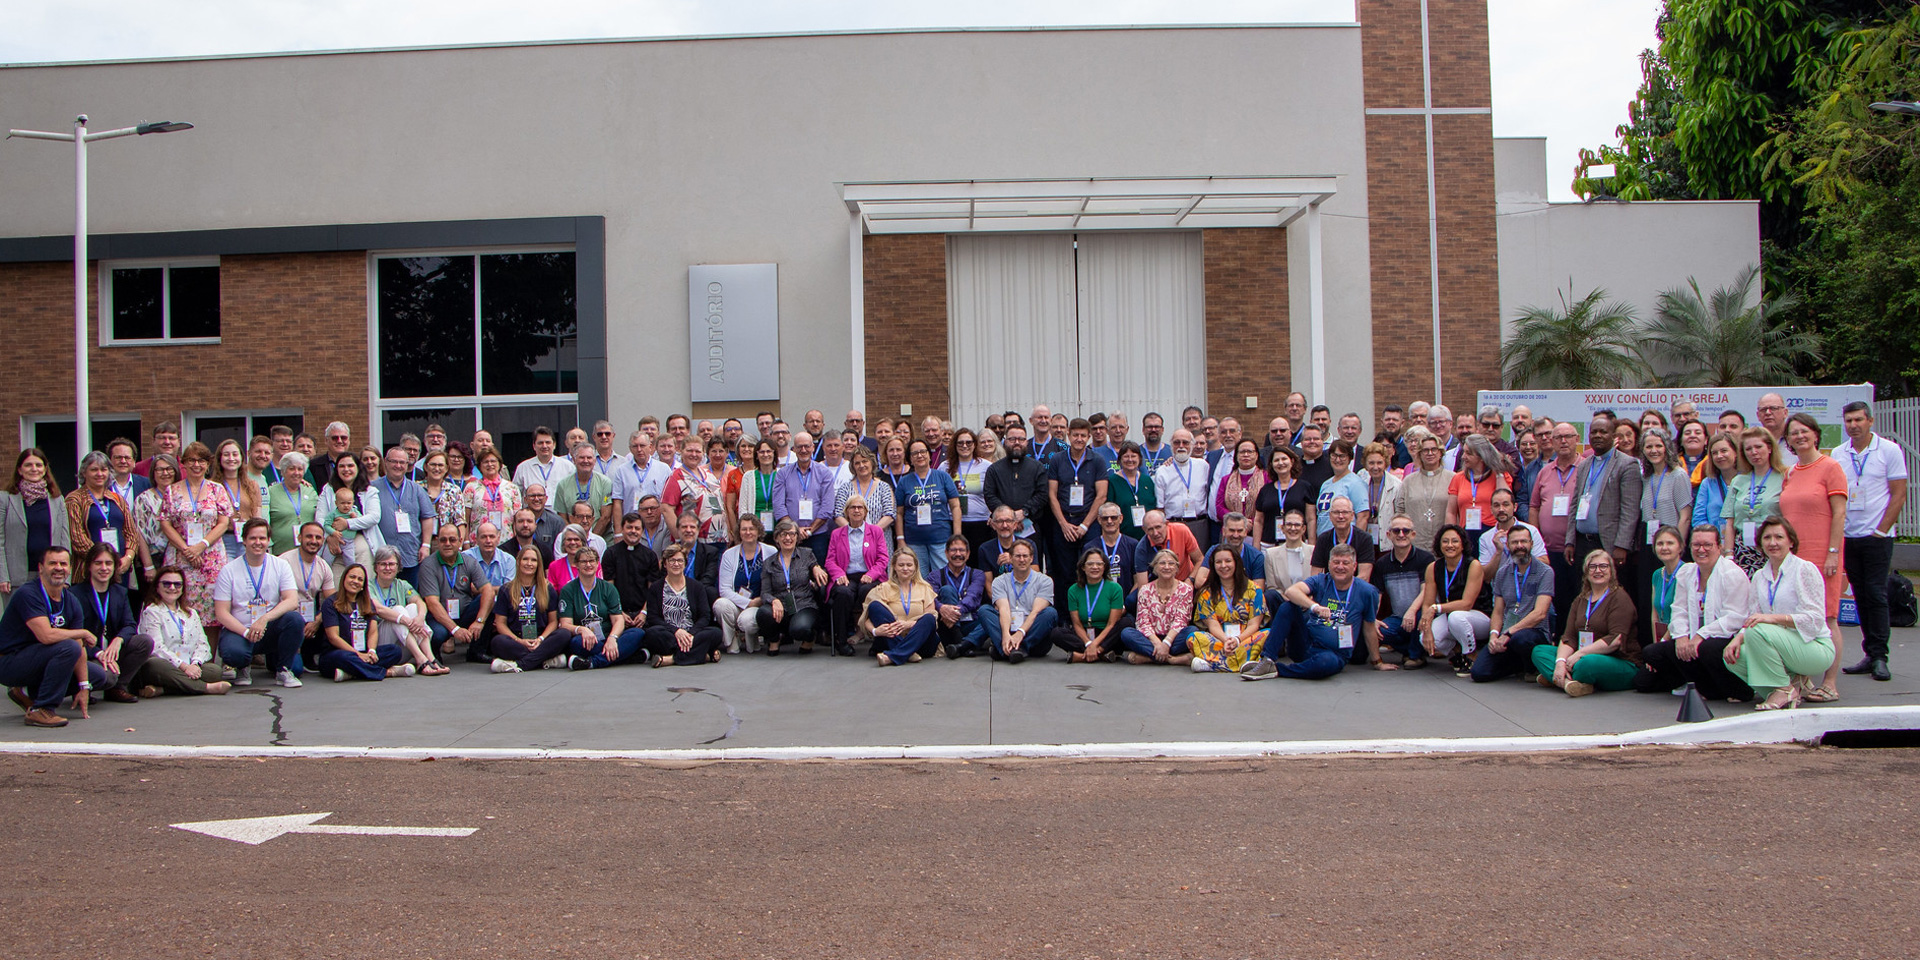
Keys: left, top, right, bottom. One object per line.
{"left": 333, "top": 669, "right": 349, "bottom": 683}
{"left": 542, "top": 655, "right": 567, "bottom": 670}
{"left": 1191, "top": 659, "right": 1216, "bottom": 673}
{"left": 231, "top": 669, "right": 251, "bottom": 686}
{"left": 396, "top": 663, "right": 416, "bottom": 678}
{"left": 220, "top": 666, "right": 237, "bottom": 680}
{"left": 276, "top": 668, "right": 303, "bottom": 688}
{"left": 491, "top": 658, "right": 523, "bottom": 674}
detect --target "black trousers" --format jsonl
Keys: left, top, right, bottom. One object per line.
{"left": 755, "top": 605, "right": 820, "bottom": 648}
{"left": 1547, "top": 549, "right": 1578, "bottom": 633}
{"left": 829, "top": 580, "right": 881, "bottom": 642}
{"left": 1635, "top": 635, "right": 1753, "bottom": 702}
{"left": 489, "top": 629, "right": 575, "bottom": 671}
{"left": 641, "top": 625, "right": 721, "bottom": 665}
{"left": 1843, "top": 535, "right": 1894, "bottom": 661}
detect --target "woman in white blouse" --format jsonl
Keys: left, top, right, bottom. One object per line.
{"left": 713, "top": 513, "right": 777, "bottom": 654}
{"left": 946, "top": 428, "right": 993, "bottom": 552}
{"left": 130, "top": 565, "right": 232, "bottom": 696}
{"left": 1724, "top": 517, "right": 1835, "bottom": 710}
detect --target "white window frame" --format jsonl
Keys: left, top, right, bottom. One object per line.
{"left": 20, "top": 412, "right": 144, "bottom": 452}
{"left": 98, "top": 257, "right": 222, "bottom": 346}
{"left": 365, "top": 246, "right": 579, "bottom": 430}
{"left": 181, "top": 409, "right": 304, "bottom": 445}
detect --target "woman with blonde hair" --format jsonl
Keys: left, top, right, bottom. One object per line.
{"left": 860, "top": 548, "right": 938, "bottom": 666}
{"left": 487, "top": 545, "right": 572, "bottom": 672}
{"left": 1722, "top": 426, "right": 1785, "bottom": 573}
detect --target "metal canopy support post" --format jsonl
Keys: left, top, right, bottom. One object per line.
{"left": 1306, "top": 200, "right": 1327, "bottom": 405}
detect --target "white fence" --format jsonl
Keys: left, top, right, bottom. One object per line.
{"left": 1870, "top": 398, "right": 1920, "bottom": 536}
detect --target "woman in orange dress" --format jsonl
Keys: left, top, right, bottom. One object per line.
{"left": 1777, "top": 412, "right": 1849, "bottom": 702}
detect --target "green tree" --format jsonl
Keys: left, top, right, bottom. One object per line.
{"left": 1500, "top": 287, "right": 1649, "bottom": 389}
{"left": 1640, "top": 266, "right": 1820, "bottom": 385}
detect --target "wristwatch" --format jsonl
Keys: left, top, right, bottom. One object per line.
{"left": 78, "top": 681, "right": 93, "bottom": 690}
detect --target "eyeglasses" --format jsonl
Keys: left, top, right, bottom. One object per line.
{"left": 1388, "top": 528, "right": 1414, "bottom": 536}
{"left": 1758, "top": 405, "right": 1786, "bottom": 413}
{"left": 1480, "top": 421, "right": 1501, "bottom": 428}
{"left": 158, "top": 581, "right": 185, "bottom": 589}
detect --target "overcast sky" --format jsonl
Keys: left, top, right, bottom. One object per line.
{"left": 4, "top": 0, "right": 1661, "bottom": 201}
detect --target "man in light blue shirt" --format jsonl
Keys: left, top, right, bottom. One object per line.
{"left": 374, "top": 446, "right": 439, "bottom": 588}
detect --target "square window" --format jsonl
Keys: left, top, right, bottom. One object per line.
{"left": 169, "top": 266, "right": 221, "bottom": 339}
{"left": 378, "top": 256, "right": 476, "bottom": 399}
{"left": 104, "top": 260, "right": 220, "bottom": 343}
{"left": 110, "top": 267, "right": 164, "bottom": 341}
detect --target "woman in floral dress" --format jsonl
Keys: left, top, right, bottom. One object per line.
{"left": 159, "top": 441, "right": 235, "bottom": 628}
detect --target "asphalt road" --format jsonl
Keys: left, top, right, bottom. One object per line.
{"left": 2, "top": 747, "right": 1915, "bottom": 958}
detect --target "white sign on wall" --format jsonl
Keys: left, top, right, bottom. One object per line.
{"left": 1477, "top": 384, "right": 1876, "bottom": 447}
{"left": 688, "top": 263, "right": 779, "bottom": 402}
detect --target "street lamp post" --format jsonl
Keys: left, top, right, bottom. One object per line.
{"left": 6, "top": 115, "right": 193, "bottom": 460}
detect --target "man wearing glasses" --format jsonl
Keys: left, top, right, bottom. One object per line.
{"left": 1152, "top": 429, "right": 1211, "bottom": 548}
{"left": 1756, "top": 393, "right": 1789, "bottom": 443}
{"left": 591, "top": 420, "right": 621, "bottom": 475}
{"left": 1478, "top": 405, "right": 1520, "bottom": 468}
{"left": 1369, "top": 514, "right": 1433, "bottom": 669}
{"left": 845, "top": 410, "right": 877, "bottom": 453}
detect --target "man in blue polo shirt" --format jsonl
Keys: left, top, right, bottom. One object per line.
{"left": 374, "top": 446, "right": 439, "bottom": 588}
{"left": 1046, "top": 418, "right": 1109, "bottom": 610}
{"left": 0, "top": 545, "right": 88, "bottom": 727}
{"left": 1242, "top": 544, "right": 1392, "bottom": 679}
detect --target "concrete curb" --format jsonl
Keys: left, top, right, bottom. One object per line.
{"left": 1, "top": 706, "right": 1915, "bottom": 762}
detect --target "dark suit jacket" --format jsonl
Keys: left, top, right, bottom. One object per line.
{"left": 644, "top": 577, "right": 718, "bottom": 631}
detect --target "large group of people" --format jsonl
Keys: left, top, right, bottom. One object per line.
{"left": 0, "top": 394, "right": 1905, "bottom": 727}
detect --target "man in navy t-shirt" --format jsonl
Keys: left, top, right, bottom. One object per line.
{"left": 0, "top": 546, "right": 89, "bottom": 727}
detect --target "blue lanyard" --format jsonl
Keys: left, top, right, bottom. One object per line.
{"left": 1174, "top": 459, "right": 1193, "bottom": 491}
{"left": 1123, "top": 472, "right": 1144, "bottom": 503}
{"left": 1513, "top": 563, "right": 1530, "bottom": 603}
{"left": 1329, "top": 581, "right": 1352, "bottom": 620}
{"left": 1442, "top": 558, "right": 1464, "bottom": 601}
{"left": 1224, "top": 589, "right": 1247, "bottom": 622}
{"left": 1586, "top": 452, "right": 1609, "bottom": 489}
{"left": 382, "top": 476, "right": 405, "bottom": 508}
{"left": 913, "top": 472, "right": 936, "bottom": 503}
{"left": 298, "top": 555, "right": 320, "bottom": 594}
{"left": 579, "top": 580, "right": 597, "bottom": 619}
{"left": 1082, "top": 582, "right": 1101, "bottom": 623}
{"left": 244, "top": 558, "right": 267, "bottom": 604}
{"left": 166, "top": 607, "right": 186, "bottom": 641}
{"left": 89, "top": 493, "right": 116, "bottom": 531}
{"left": 743, "top": 552, "right": 762, "bottom": 585}
{"left": 287, "top": 485, "right": 304, "bottom": 521}
{"left": 1069, "top": 452, "right": 1087, "bottom": 478}
{"left": 1553, "top": 462, "right": 1575, "bottom": 488}
{"left": 377, "top": 582, "right": 400, "bottom": 608}
{"left": 1010, "top": 574, "right": 1033, "bottom": 606}
{"left": 534, "top": 460, "right": 555, "bottom": 486}
{"left": 89, "top": 587, "right": 110, "bottom": 630}
{"left": 1765, "top": 566, "right": 1784, "bottom": 608}
{"left": 1651, "top": 470, "right": 1667, "bottom": 513}
{"left": 1747, "top": 469, "right": 1772, "bottom": 510}
{"left": 1102, "top": 538, "right": 1123, "bottom": 570}
{"left": 1655, "top": 565, "right": 1678, "bottom": 611}
{"left": 942, "top": 567, "right": 970, "bottom": 600}
{"left": 900, "top": 583, "right": 914, "bottom": 619}
{"left": 1584, "top": 588, "right": 1610, "bottom": 627}
{"left": 1848, "top": 440, "right": 1873, "bottom": 479}
{"left": 1338, "top": 525, "right": 1355, "bottom": 547}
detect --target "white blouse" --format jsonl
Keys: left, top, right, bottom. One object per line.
{"left": 1748, "top": 553, "right": 1831, "bottom": 641}
{"left": 138, "top": 603, "right": 211, "bottom": 667}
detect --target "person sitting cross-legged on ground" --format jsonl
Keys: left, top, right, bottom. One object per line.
{"left": 861, "top": 548, "right": 939, "bottom": 667}
{"left": 639, "top": 543, "right": 722, "bottom": 667}
{"left": 1054, "top": 548, "right": 1125, "bottom": 663}
{"left": 317, "top": 563, "right": 414, "bottom": 681}
{"left": 1471, "top": 524, "right": 1556, "bottom": 683}
{"left": 487, "top": 546, "right": 574, "bottom": 673}
{"left": 1118, "top": 548, "right": 1196, "bottom": 665}
{"left": 1191, "top": 543, "right": 1266, "bottom": 674}
{"left": 562, "top": 546, "right": 647, "bottom": 669}
{"left": 1633, "top": 524, "right": 1754, "bottom": 702}
{"left": 1241, "top": 543, "right": 1391, "bottom": 680}
{"left": 130, "top": 565, "right": 231, "bottom": 696}
{"left": 1532, "top": 549, "right": 1640, "bottom": 697}
{"left": 977, "top": 539, "right": 1056, "bottom": 664}
{"left": 929, "top": 534, "right": 988, "bottom": 658}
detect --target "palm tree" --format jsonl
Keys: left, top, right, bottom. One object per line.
{"left": 1639, "top": 266, "right": 1821, "bottom": 386}
{"left": 1500, "top": 286, "right": 1648, "bottom": 388}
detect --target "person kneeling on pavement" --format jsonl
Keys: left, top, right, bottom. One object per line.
{"left": 1471, "top": 525, "right": 1555, "bottom": 682}
{"left": 1241, "top": 543, "right": 1392, "bottom": 680}
{"left": 929, "top": 534, "right": 987, "bottom": 658}
{"left": 418, "top": 524, "right": 495, "bottom": 663}
{"left": 1, "top": 546, "right": 95, "bottom": 727}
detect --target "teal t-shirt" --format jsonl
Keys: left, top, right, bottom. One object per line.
{"left": 559, "top": 577, "right": 623, "bottom": 630}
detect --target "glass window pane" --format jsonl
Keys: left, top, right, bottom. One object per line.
{"left": 253, "top": 413, "right": 304, "bottom": 440}
{"left": 111, "top": 268, "right": 163, "bottom": 341}
{"left": 381, "top": 407, "right": 476, "bottom": 452}
{"left": 169, "top": 266, "right": 221, "bottom": 339}
{"left": 378, "top": 256, "right": 476, "bottom": 399}
{"left": 32, "top": 418, "right": 143, "bottom": 491}
{"left": 193, "top": 416, "right": 249, "bottom": 453}
{"left": 482, "top": 403, "right": 577, "bottom": 467}
{"left": 481, "top": 253, "right": 576, "bottom": 395}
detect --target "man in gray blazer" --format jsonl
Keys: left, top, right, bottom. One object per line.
{"left": 1566, "top": 414, "right": 1643, "bottom": 588}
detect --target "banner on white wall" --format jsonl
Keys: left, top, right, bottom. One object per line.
{"left": 1477, "top": 384, "right": 1877, "bottom": 447}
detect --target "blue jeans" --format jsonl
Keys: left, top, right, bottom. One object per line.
{"left": 1377, "top": 616, "right": 1427, "bottom": 663}
{"left": 1470, "top": 625, "right": 1550, "bottom": 682}
{"left": 1117, "top": 624, "right": 1194, "bottom": 657}
{"left": 1265, "top": 609, "right": 1347, "bottom": 680}
{"left": 867, "top": 601, "right": 937, "bottom": 662}
{"left": 0, "top": 639, "right": 84, "bottom": 709}
{"left": 934, "top": 584, "right": 984, "bottom": 652}
{"left": 569, "top": 626, "right": 649, "bottom": 668}
{"left": 218, "top": 612, "right": 304, "bottom": 673}
{"left": 905, "top": 542, "right": 941, "bottom": 580}
{"left": 318, "top": 644, "right": 406, "bottom": 680}
{"left": 975, "top": 605, "right": 1060, "bottom": 660}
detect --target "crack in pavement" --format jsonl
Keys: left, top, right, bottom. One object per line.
{"left": 668, "top": 687, "right": 741, "bottom": 745}
{"left": 236, "top": 688, "right": 290, "bottom": 746}
{"left": 1065, "top": 684, "right": 1103, "bottom": 705}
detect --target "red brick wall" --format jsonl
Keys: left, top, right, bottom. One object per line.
{"left": 1359, "top": 0, "right": 1502, "bottom": 416}
{"left": 1202, "top": 228, "right": 1291, "bottom": 422}
{"left": 862, "top": 233, "right": 950, "bottom": 423}
{"left": 0, "top": 251, "right": 369, "bottom": 469}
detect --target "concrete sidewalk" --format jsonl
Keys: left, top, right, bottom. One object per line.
{"left": 2, "top": 628, "right": 1915, "bottom": 751}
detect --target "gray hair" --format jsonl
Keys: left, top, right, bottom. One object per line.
{"left": 1478, "top": 404, "right": 1502, "bottom": 421}
{"left": 1329, "top": 544, "right": 1358, "bottom": 561}
{"left": 1462, "top": 434, "right": 1510, "bottom": 475}
{"left": 770, "top": 517, "right": 801, "bottom": 541}
{"left": 78, "top": 450, "right": 110, "bottom": 475}
{"left": 325, "top": 421, "right": 350, "bottom": 438}
{"left": 372, "top": 545, "right": 403, "bottom": 568}
{"left": 1429, "top": 404, "right": 1452, "bottom": 422}
{"left": 278, "top": 451, "right": 309, "bottom": 477}
{"left": 560, "top": 523, "right": 588, "bottom": 546}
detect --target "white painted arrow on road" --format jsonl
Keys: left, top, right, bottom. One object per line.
{"left": 170, "top": 813, "right": 478, "bottom": 845}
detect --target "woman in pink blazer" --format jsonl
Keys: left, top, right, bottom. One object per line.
{"left": 826, "top": 495, "right": 890, "bottom": 656}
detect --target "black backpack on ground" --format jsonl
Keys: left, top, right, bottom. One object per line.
{"left": 1890, "top": 572, "right": 1917, "bottom": 628}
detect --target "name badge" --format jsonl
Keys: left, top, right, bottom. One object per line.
{"left": 99, "top": 528, "right": 121, "bottom": 552}
{"left": 298, "top": 598, "right": 316, "bottom": 620}
{"left": 1646, "top": 521, "right": 1659, "bottom": 545}
{"left": 1224, "top": 623, "right": 1241, "bottom": 640}
{"left": 1741, "top": 521, "right": 1758, "bottom": 547}
{"left": 1578, "top": 630, "right": 1595, "bottom": 645}
{"left": 758, "top": 511, "right": 774, "bottom": 531}
{"left": 1574, "top": 495, "right": 1592, "bottom": 521}
{"left": 1551, "top": 494, "right": 1571, "bottom": 517}
{"left": 963, "top": 474, "right": 984, "bottom": 493}
{"left": 395, "top": 511, "right": 412, "bottom": 535}
{"left": 797, "top": 499, "right": 813, "bottom": 522}
{"left": 1069, "top": 484, "right": 1085, "bottom": 508}
{"left": 1131, "top": 505, "right": 1146, "bottom": 528}
{"left": 1465, "top": 507, "right": 1483, "bottom": 530}
{"left": 448, "top": 597, "right": 462, "bottom": 619}
{"left": 705, "top": 493, "right": 722, "bottom": 513}
{"left": 1337, "top": 624, "right": 1354, "bottom": 649}
{"left": 916, "top": 503, "right": 933, "bottom": 526}
{"left": 352, "top": 626, "right": 369, "bottom": 652}
{"left": 187, "top": 521, "right": 208, "bottom": 543}
{"left": 244, "top": 602, "right": 266, "bottom": 625}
